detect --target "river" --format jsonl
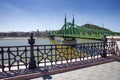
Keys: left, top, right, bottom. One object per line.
{"left": 0, "top": 37, "right": 99, "bottom": 46}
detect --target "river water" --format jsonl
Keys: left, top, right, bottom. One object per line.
{"left": 0, "top": 38, "right": 99, "bottom": 46}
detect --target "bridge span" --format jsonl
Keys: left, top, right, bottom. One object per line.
{"left": 49, "top": 16, "right": 120, "bottom": 41}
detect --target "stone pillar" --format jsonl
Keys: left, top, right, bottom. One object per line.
{"left": 50, "top": 36, "right": 55, "bottom": 40}
{"left": 28, "top": 33, "right": 36, "bottom": 69}
{"left": 62, "top": 37, "right": 76, "bottom": 44}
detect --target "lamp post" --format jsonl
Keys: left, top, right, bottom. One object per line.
{"left": 102, "top": 34, "right": 107, "bottom": 57}
{"left": 28, "top": 33, "right": 36, "bottom": 69}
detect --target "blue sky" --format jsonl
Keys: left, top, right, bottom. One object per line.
{"left": 0, "top": 0, "right": 120, "bottom": 32}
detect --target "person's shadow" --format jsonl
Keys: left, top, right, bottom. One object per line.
{"left": 42, "top": 75, "right": 52, "bottom": 80}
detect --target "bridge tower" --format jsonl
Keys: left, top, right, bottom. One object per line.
{"left": 72, "top": 15, "right": 75, "bottom": 26}
{"left": 62, "top": 14, "right": 76, "bottom": 44}
{"left": 63, "top": 14, "right": 67, "bottom": 40}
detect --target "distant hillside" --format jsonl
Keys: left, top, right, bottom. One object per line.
{"left": 81, "top": 24, "right": 112, "bottom": 32}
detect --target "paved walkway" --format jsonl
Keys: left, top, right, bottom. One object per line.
{"left": 31, "top": 61, "right": 120, "bottom": 80}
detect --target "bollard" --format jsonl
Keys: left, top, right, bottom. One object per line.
{"left": 28, "top": 33, "right": 36, "bottom": 69}
{"left": 101, "top": 34, "right": 107, "bottom": 57}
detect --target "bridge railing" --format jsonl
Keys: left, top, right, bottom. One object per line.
{"left": 35, "top": 41, "right": 118, "bottom": 68}
{"left": 0, "top": 41, "right": 118, "bottom": 72}
{"left": 0, "top": 45, "right": 30, "bottom": 72}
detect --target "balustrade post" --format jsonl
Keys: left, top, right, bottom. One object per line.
{"left": 102, "top": 34, "right": 107, "bottom": 57}
{"left": 28, "top": 33, "right": 36, "bottom": 69}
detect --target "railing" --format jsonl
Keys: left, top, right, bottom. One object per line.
{"left": 0, "top": 33, "right": 119, "bottom": 79}
{"left": 0, "top": 46, "right": 30, "bottom": 72}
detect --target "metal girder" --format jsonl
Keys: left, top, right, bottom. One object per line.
{"left": 49, "top": 22, "right": 120, "bottom": 40}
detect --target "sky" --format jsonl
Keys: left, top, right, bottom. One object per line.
{"left": 0, "top": 0, "right": 120, "bottom": 32}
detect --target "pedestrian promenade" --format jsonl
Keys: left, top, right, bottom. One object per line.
{"left": 31, "top": 61, "right": 120, "bottom": 80}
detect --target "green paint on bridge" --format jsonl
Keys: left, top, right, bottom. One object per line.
{"left": 49, "top": 15, "right": 120, "bottom": 40}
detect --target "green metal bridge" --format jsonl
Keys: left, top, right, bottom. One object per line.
{"left": 49, "top": 15, "right": 120, "bottom": 40}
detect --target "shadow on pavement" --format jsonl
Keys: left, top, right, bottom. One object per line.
{"left": 42, "top": 75, "right": 52, "bottom": 80}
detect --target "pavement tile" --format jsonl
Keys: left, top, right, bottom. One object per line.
{"left": 31, "top": 61, "right": 120, "bottom": 80}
